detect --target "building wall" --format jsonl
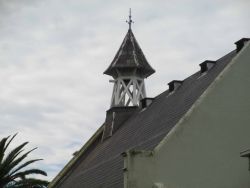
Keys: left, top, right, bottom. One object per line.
{"left": 125, "top": 42, "right": 250, "bottom": 188}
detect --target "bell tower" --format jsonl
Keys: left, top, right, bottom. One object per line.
{"left": 104, "top": 9, "right": 155, "bottom": 107}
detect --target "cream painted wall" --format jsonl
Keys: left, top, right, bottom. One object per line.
{"left": 125, "top": 42, "right": 250, "bottom": 188}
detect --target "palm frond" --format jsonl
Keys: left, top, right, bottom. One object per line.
{"left": 0, "top": 135, "right": 48, "bottom": 188}
{"left": 10, "top": 178, "right": 49, "bottom": 187}
{"left": 10, "top": 159, "right": 43, "bottom": 176}
{"left": 7, "top": 147, "right": 37, "bottom": 176}
{"left": 0, "top": 176, "right": 13, "bottom": 187}
{"left": 4, "top": 133, "right": 18, "bottom": 153}
{"left": 0, "top": 136, "right": 10, "bottom": 163}
{"left": 0, "top": 133, "right": 19, "bottom": 164}
{"left": 13, "top": 169, "right": 47, "bottom": 179}
{"left": 0, "top": 142, "right": 28, "bottom": 179}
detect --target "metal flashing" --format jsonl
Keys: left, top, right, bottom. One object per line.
{"left": 235, "top": 38, "right": 250, "bottom": 52}
{"left": 168, "top": 80, "right": 183, "bottom": 92}
{"left": 199, "top": 60, "right": 216, "bottom": 73}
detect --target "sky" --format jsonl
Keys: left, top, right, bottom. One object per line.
{"left": 0, "top": 0, "right": 249, "bottom": 181}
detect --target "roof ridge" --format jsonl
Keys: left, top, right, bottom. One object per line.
{"left": 153, "top": 50, "right": 236, "bottom": 100}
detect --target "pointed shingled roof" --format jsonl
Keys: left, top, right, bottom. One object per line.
{"left": 104, "top": 29, "right": 155, "bottom": 77}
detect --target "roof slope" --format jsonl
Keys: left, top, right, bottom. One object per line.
{"left": 54, "top": 50, "right": 236, "bottom": 188}
{"left": 104, "top": 29, "right": 155, "bottom": 77}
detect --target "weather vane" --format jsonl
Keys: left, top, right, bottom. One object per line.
{"left": 126, "top": 8, "right": 134, "bottom": 30}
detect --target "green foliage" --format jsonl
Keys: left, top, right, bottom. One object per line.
{"left": 0, "top": 134, "right": 49, "bottom": 188}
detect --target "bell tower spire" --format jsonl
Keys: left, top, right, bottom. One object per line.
{"left": 104, "top": 10, "right": 155, "bottom": 107}
{"left": 126, "top": 8, "right": 133, "bottom": 30}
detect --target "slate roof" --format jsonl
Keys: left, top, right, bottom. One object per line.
{"left": 104, "top": 29, "right": 155, "bottom": 78}
{"left": 53, "top": 48, "right": 237, "bottom": 188}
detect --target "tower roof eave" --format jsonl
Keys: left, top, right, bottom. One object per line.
{"left": 103, "top": 66, "right": 155, "bottom": 78}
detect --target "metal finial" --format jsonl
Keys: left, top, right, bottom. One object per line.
{"left": 126, "top": 8, "right": 134, "bottom": 30}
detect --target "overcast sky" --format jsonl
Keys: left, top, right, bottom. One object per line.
{"left": 0, "top": 0, "right": 249, "bottom": 181}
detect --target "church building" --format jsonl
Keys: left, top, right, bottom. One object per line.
{"left": 49, "top": 12, "right": 250, "bottom": 188}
